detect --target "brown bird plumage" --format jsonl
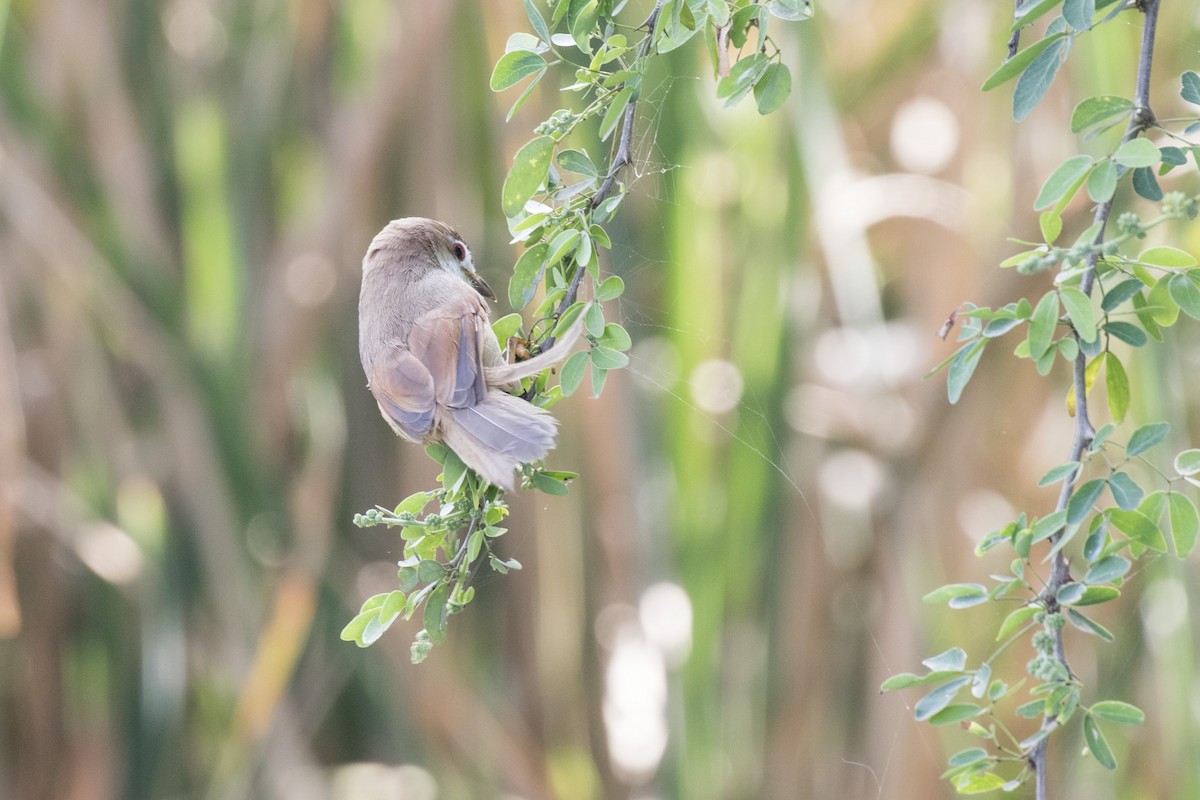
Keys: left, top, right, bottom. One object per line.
{"left": 358, "top": 218, "right": 579, "bottom": 491}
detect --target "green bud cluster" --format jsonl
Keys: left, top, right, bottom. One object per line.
{"left": 1115, "top": 211, "right": 1144, "bottom": 237}
{"left": 535, "top": 108, "right": 581, "bottom": 138}
{"left": 1161, "top": 191, "right": 1199, "bottom": 220}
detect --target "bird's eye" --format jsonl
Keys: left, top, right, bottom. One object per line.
{"left": 451, "top": 241, "right": 468, "bottom": 262}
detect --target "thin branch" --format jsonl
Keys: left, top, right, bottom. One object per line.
{"left": 1008, "top": 0, "right": 1024, "bottom": 59}
{"left": 1030, "top": 2, "right": 1161, "bottom": 798}
{"left": 536, "top": 1, "right": 664, "bottom": 355}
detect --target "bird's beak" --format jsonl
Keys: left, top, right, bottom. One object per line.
{"left": 468, "top": 272, "right": 496, "bottom": 301}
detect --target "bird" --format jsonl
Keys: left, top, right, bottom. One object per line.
{"left": 358, "top": 217, "right": 580, "bottom": 491}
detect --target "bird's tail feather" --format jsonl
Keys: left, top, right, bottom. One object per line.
{"left": 484, "top": 316, "right": 584, "bottom": 385}
{"left": 444, "top": 391, "right": 557, "bottom": 491}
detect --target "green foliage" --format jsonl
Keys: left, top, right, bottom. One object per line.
{"left": 898, "top": 2, "right": 1200, "bottom": 793}
{"left": 349, "top": 0, "right": 809, "bottom": 659}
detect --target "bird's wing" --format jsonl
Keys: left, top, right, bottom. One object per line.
{"left": 368, "top": 349, "right": 437, "bottom": 441}
{"left": 405, "top": 289, "right": 489, "bottom": 411}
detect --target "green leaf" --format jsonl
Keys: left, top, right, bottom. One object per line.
{"left": 559, "top": 350, "right": 589, "bottom": 397}
{"left": 417, "top": 559, "right": 445, "bottom": 583}
{"left": 1059, "top": 287, "right": 1096, "bottom": 342}
{"left": 753, "top": 63, "right": 792, "bottom": 114}
{"left": 590, "top": 359, "right": 608, "bottom": 397}
{"left": 1168, "top": 271, "right": 1200, "bottom": 319}
{"left": 590, "top": 345, "right": 629, "bottom": 370}
{"left": 954, "top": 772, "right": 1007, "bottom": 795}
{"left": 1106, "top": 472, "right": 1143, "bottom": 510}
{"left": 881, "top": 673, "right": 920, "bottom": 692}
{"left": 506, "top": 32, "right": 542, "bottom": 53}
{"left": 947, "top": 339, "right": 986, "bottom": 404}
{"left": 599, "top": 86, "right": 634, "bottom": 142}
{"left": 1132, "top": 167, "right": 1163, "bottom": 201}
{"left": 1131, "top": 293, "right": 1164, "bottom": 341}
{"left": 1014, "top": 37, "right": 1068, "bottom": 122}
{"left": 1067, "top": 479, "right": 1106, "bottom": 525}
{"left": 492, "top": 312, "right": 524, "bottom": 346}
{"left": 1070, "top": 585, "right": 1120, "bottom": 606}
{"left": 948, "top": 748, "right": 990, "bottom": 768}
{"left": 1071, "top": 95, "right": 1133, "bottom": 132}
{"left": 1032, "top": 509, "right": 1068, "bottom": 543}
{"left": 1034, "top": 155, "right": 1093, "bottom": 211}
{"left": 922, "top": 647, "right": 968, "bottom": 672}
{"left": 556, "top": 148, "right": 598, "bottom": 177}
{"left": 1101, "top": 279, "right": 1144, "bottom": 312}
{"left": 1103, "top": 321, "right": 1147, "bottom": 348}
{"left": 531, "top": 471, "right": 569, "bottom": 495}
{"left": 589, "top": 224, "right": 611, "bottom": 249}
{"left": 1138, "top": 245, "right": 1197, "bottom": 268}
{"left": 1086, "top": 159, "right": 1119, "bottom": 203}
{"left": 1126, "top": 421, "right": 1169, "bottom": 457}
{"left": 1168, "top": 492, "right": 1200, "bottom": 558}
{"left": 1028, "top": 291, "right": 1061, "bottom": 359}
{"left": 923, "top": 584, "right": 988, "bottom": 604}
{"left": 340, "top": 606, "right": 382, "bottom": 646}
{"left": 394, "top": 491, "right": 432, "bottom": 517}
{"left": 1175, "top": 449, "right": 1200, "bottom": 476}
{"left": 1083, "top": 555, "right": 1130, "bottom": 584}
{"left": 881, "top": 671, "right": 970, "bottom": 691}
{"left": 441, "top": 449, "right": 467, "bottom": 490}
{"left": 423, "top": 584, "right": 450, "bottom": 644}
{"left": 1040, "top": 209, "right": 1063, "bottom": 244}
{"left": 508, "top": 242, "right": 549, "bottom": 310}
{"left": 568, "top": 0, "right": 599, "bottom": 49}
{"left": 596, "top": 275, "right": 625, "bottom": 301}
{"left": 928, "top": 704, "right": 984, "bottom": 725}
{"left": 914, "top": 677, "right": 971, "bottom": 721}
{"left": 1015, "top": 699, "right": 1044, "bottom": 719}
{"left": 597, "top": 322, "right": 632, "bottom": 351}
{"left": 1091, "top": 700, "right": 1145, "bottom": 725}
{"left": 1012, "top": 0, "right": 1065, "bottom": 30}
{"left": 506, "top": 70, "right": 546, "bottom": 122}
{"left": 549, "top": 303, "right": 584, "bottom": 340}
{"left": 1109, "top": 508, "right": 1167, "bottom": 551}
{"left": 766, "top": 0, "right": 813, "bottom": 21}
{"left": 978, "top": 317, "right": 1019, "bottom": 339}
{"left": 1138, "top": 489, "right": 1167, "bottom": 523}
{"left": 1182, "top": 71, "right": 1200, "bottom": 105}
{"left": 1084, "top": 715, "right": 1117, "bottom": 769}
{"left": 1067, "top": 608, "right": 1114, "bottom": 641}
{"left": 1159, "top": 145, "right": 1188, "bottom": 167}
{"left": 525, "top": 0, "right": 550, "bottom": 42}
{"left": 380, "top": 590, "right": 406, "bottom": 622}
{"left": 397, "top": 565, "right": 419, "bottom": 592}
{"left": 1039, "top": 461, "right": 1080, "bottom": 486}
{"left": 997, "top": 605, "right": 1040, "bottom": 640}
{"left": 490, "top": 50, "right": 547, "bottom": 92}
{"left": 983, "top": 31, "right": 1069, "bottom": 90}
{"left": 584, "top": 301, "right": 605, "bottom": 337}
{"left": 1056, "top": 582, "right": 1086, "bottom": 604}
{"left": 502, "top": 136, "right": 555, "bottom": 217}
{"left": 1105, "top": 352, "right": 1129, "bottom": 424}
{"left": 1148, "top": 275, "right": 1181, "bottom": 326}
{"left": 545, "top": 228, "right": 581, "bottom": 267}
{"left": 1113, "top": 138, "right": 1161, "bottom": 168}
{"left": 1063, "top": 0, "right": 1095, "bottom": 29}
{"left": 717, "top": 53, "right": 769, "bottom": 106}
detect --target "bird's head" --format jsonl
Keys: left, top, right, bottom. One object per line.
{"left": 363, "top": 217, "right": 496, "bottom": 301}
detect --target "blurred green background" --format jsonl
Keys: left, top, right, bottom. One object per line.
{"left": 1, "top": 1, "right": 1199, "bottom": 798}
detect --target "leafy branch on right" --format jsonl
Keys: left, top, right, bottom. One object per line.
{"left": 886, "top": 1, "right": 1200, "bottom": 796}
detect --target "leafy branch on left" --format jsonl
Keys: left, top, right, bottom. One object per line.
{"left": 343, "top": 0, "right": 811, "bottom": 663}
